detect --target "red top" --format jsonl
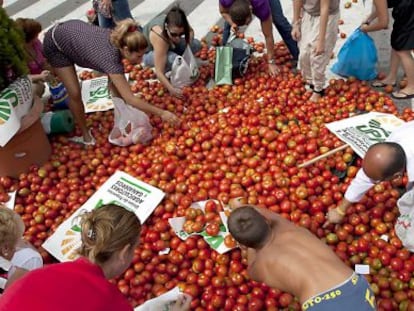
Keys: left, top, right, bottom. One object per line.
{"left": 0, "top": 257, "right": 133, "bottom": 311}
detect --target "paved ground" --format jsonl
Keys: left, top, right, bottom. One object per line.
{"left": 3, "top": 0, "right": 413, "bottom": 112}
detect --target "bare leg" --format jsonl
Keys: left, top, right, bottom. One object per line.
{"left": 392, "top": 50, "right": 414, "bottom": 97}
{"left": 380, "top": 49, "right": 400, "bottom": 84}
{"left": 53, "top": 66, "right": 93, "bottom": 143}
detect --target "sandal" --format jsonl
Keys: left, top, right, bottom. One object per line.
{"left": 69, "top": 129, "right": 96, "bottom": 146}
{"left": 391, "top": 91, "right": 414, "bottom": 100}
{"left": 371, "top": 81, "right": 396, "bottom": 88}
{"left": 313, "top": 89, "right": 325, "bottom": 96}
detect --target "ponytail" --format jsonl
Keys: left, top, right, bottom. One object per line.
{"left": 110, "top": 18, "right": 148, "bottom": 52}
{"left": 77, "top": 204, "right": 141, "bottom": 266}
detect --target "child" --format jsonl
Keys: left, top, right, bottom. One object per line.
{"left": 0, "top": 206, "right": 43, "bottom": 291}
{"left": 15, "top": 18, "right": 51, "bottom": 98}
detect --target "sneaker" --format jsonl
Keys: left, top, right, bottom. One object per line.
{"left": 69, "top": 129, "right": 96, "bottom": 146}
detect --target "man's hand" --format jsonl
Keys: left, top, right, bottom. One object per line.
{"left": 313, "top": 40, "right": 325, "bottom": 56}
{"left": 230, "top": 22, "right": 238, "bottom": 34}
{"left": 161, "top": 110, "right": 180, "bottom": 126}
{"left": 323, "top": 208, "right": 345, "bottom": 228}
{"left": 169, "top": 294, "right": 192, "bottom": 311}
{"left": 291, "top": 24, "right": 301, "bottom": 41}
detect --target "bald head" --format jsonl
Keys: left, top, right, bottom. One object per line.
{"left": 362, "top": 142, "right": 406, "bottom": 181}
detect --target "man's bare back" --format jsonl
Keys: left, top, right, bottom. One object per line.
{"left": 246, "top": 208, "right": 353, "bottom": 303}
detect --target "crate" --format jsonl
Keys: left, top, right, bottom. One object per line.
{"left": 0, "top": 117, "right": 51, "bottom": 178}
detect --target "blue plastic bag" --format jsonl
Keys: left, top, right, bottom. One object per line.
{"left": 331, "top": 28, "right": 378, "bottom": 80}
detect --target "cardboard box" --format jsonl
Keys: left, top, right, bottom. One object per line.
{"left": 0, "top": 118, "right": 51, "bottom": 178}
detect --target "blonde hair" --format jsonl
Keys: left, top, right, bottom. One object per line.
{"left": 110, "top": 19, "right": 148, "bottom": 52}
{"left": 0, "top": 206, "right": 22, "bottom": 255}
{"left": 77, "top": 204, "right": 141, "bottom": 266}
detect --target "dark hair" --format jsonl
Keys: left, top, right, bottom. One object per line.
{"left": 229, "top": 0, "right": 251, "bottom": 26}
{"left": 228, "top": 205, "right": 271, "bottom": 249}
{"left": 78, "top": 204, "right": 141, "bottom": 266}
{"left": 15, "top": 18, "right": 42, "bottom": 43}
{"left": 381, "top": 142, "right": 406, "bottom": 178}
{"left": 164, "top": 6, "right": 190, "bottom": 44}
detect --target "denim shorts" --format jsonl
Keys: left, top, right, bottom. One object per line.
{"left": 302, "top": 273, "right": 376, "bottom": 311}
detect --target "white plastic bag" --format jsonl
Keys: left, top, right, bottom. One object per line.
{"left": 108, "top": 97, "right": 153, "bottom": 146}
{"left": 170, "top": 45, "right": 199, "bottom": 89}
{"left": 395, "top": 189, "right": 414, "bottom": 252}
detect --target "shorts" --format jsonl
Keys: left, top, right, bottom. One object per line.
{"left": 43, "top": 24, "right": 73, "bottom": 68}
{"left": 302, "top": 273, "right": 376, "bottom": 311}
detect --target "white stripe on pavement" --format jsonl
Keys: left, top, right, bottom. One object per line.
{"left": 3, "top": 0, "right": 19, "bottom": 8}
{"left": 12, "top": 0, "right": 64, "bottom": 19}
{"left": 131, "top": 0, "right": 176, "bottom": 26}
{"left": 187, "top": 0, "right": 222, "bottom": 39}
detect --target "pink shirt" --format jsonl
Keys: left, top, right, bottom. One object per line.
{"left": 27, "top": 39, "right": 46, "bottom": 74}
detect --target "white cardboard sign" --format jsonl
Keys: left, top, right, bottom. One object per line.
{"left": 168, "top": 200, "right": 235, "bottom": 254}
{"left": 325, "top": 112, "right": 405, "bottom": 158}
{"left": 81, "top": 76, "right": 114, "bottom": 113}
{"left": 0, "top": 77, "right": 33, "bottom": 146}
{"left": 134, "top": 287, "right": 184, "bottom": 311}
{"left": 42, "top": 171, "right": 165, "bottom": 262}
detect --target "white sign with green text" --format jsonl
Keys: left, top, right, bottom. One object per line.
{"left": 42, "top": 171, "right": 165, "bottom": 262}
{"left": 326, "top": 112, "right": 405, "bottom": 158}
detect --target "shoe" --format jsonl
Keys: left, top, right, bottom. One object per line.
{"left": 371, "top": 81, "right": 396, "bottom": 88}
{"left": 391, "top": 91, "right": 414, "bottom": 100}
{"left": 69, "top": 129, "right": 96, "bottom": 146}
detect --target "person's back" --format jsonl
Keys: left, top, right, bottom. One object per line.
{"left": 228, "top": 206, "right": 376, "bottom": 310}
{"left": 251, "top": 214, "right": 352, "bottom": 300}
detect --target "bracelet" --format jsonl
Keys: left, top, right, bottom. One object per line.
{"left": 336, "top": 208, "right": 346, "bottom": 216}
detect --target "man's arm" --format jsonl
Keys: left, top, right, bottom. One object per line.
{"left": 325, "top": 169, "right": 375, "bottom": 225}
{"left": 260, "top": 17, "right": 279, "bottom": 76}
{"left": 314, "top": 0, "right": 329, "bottom": 55}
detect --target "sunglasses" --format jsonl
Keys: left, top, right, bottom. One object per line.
{"left": 166, "top": 27, "right": 184, "bottom": 38}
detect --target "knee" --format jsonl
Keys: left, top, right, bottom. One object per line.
{"left": 143, "top": 52, "right": 154, "bottom": 67}
{"left": 190, "top": 39, "right": 202, "bottom": 53}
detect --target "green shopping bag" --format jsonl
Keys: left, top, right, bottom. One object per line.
{"left": 214, "top": 46, "right": 234, "bottom": 85}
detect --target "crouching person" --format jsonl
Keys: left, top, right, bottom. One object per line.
{"left": 228, "top": 205, "right": 377, "bottom": 310}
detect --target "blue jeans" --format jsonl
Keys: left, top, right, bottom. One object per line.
{"left": 143, "top": 38, "right": 202, "bottom": 72}
{"left": 98, "top": 0, "right": 133, "bottom": 29}
{"left": 222, "top": 0, "right": 299, "bottom": 61}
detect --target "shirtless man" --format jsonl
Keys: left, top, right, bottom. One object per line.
{"left": 228, "top": 205, "right": 376, "bottom": 310}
